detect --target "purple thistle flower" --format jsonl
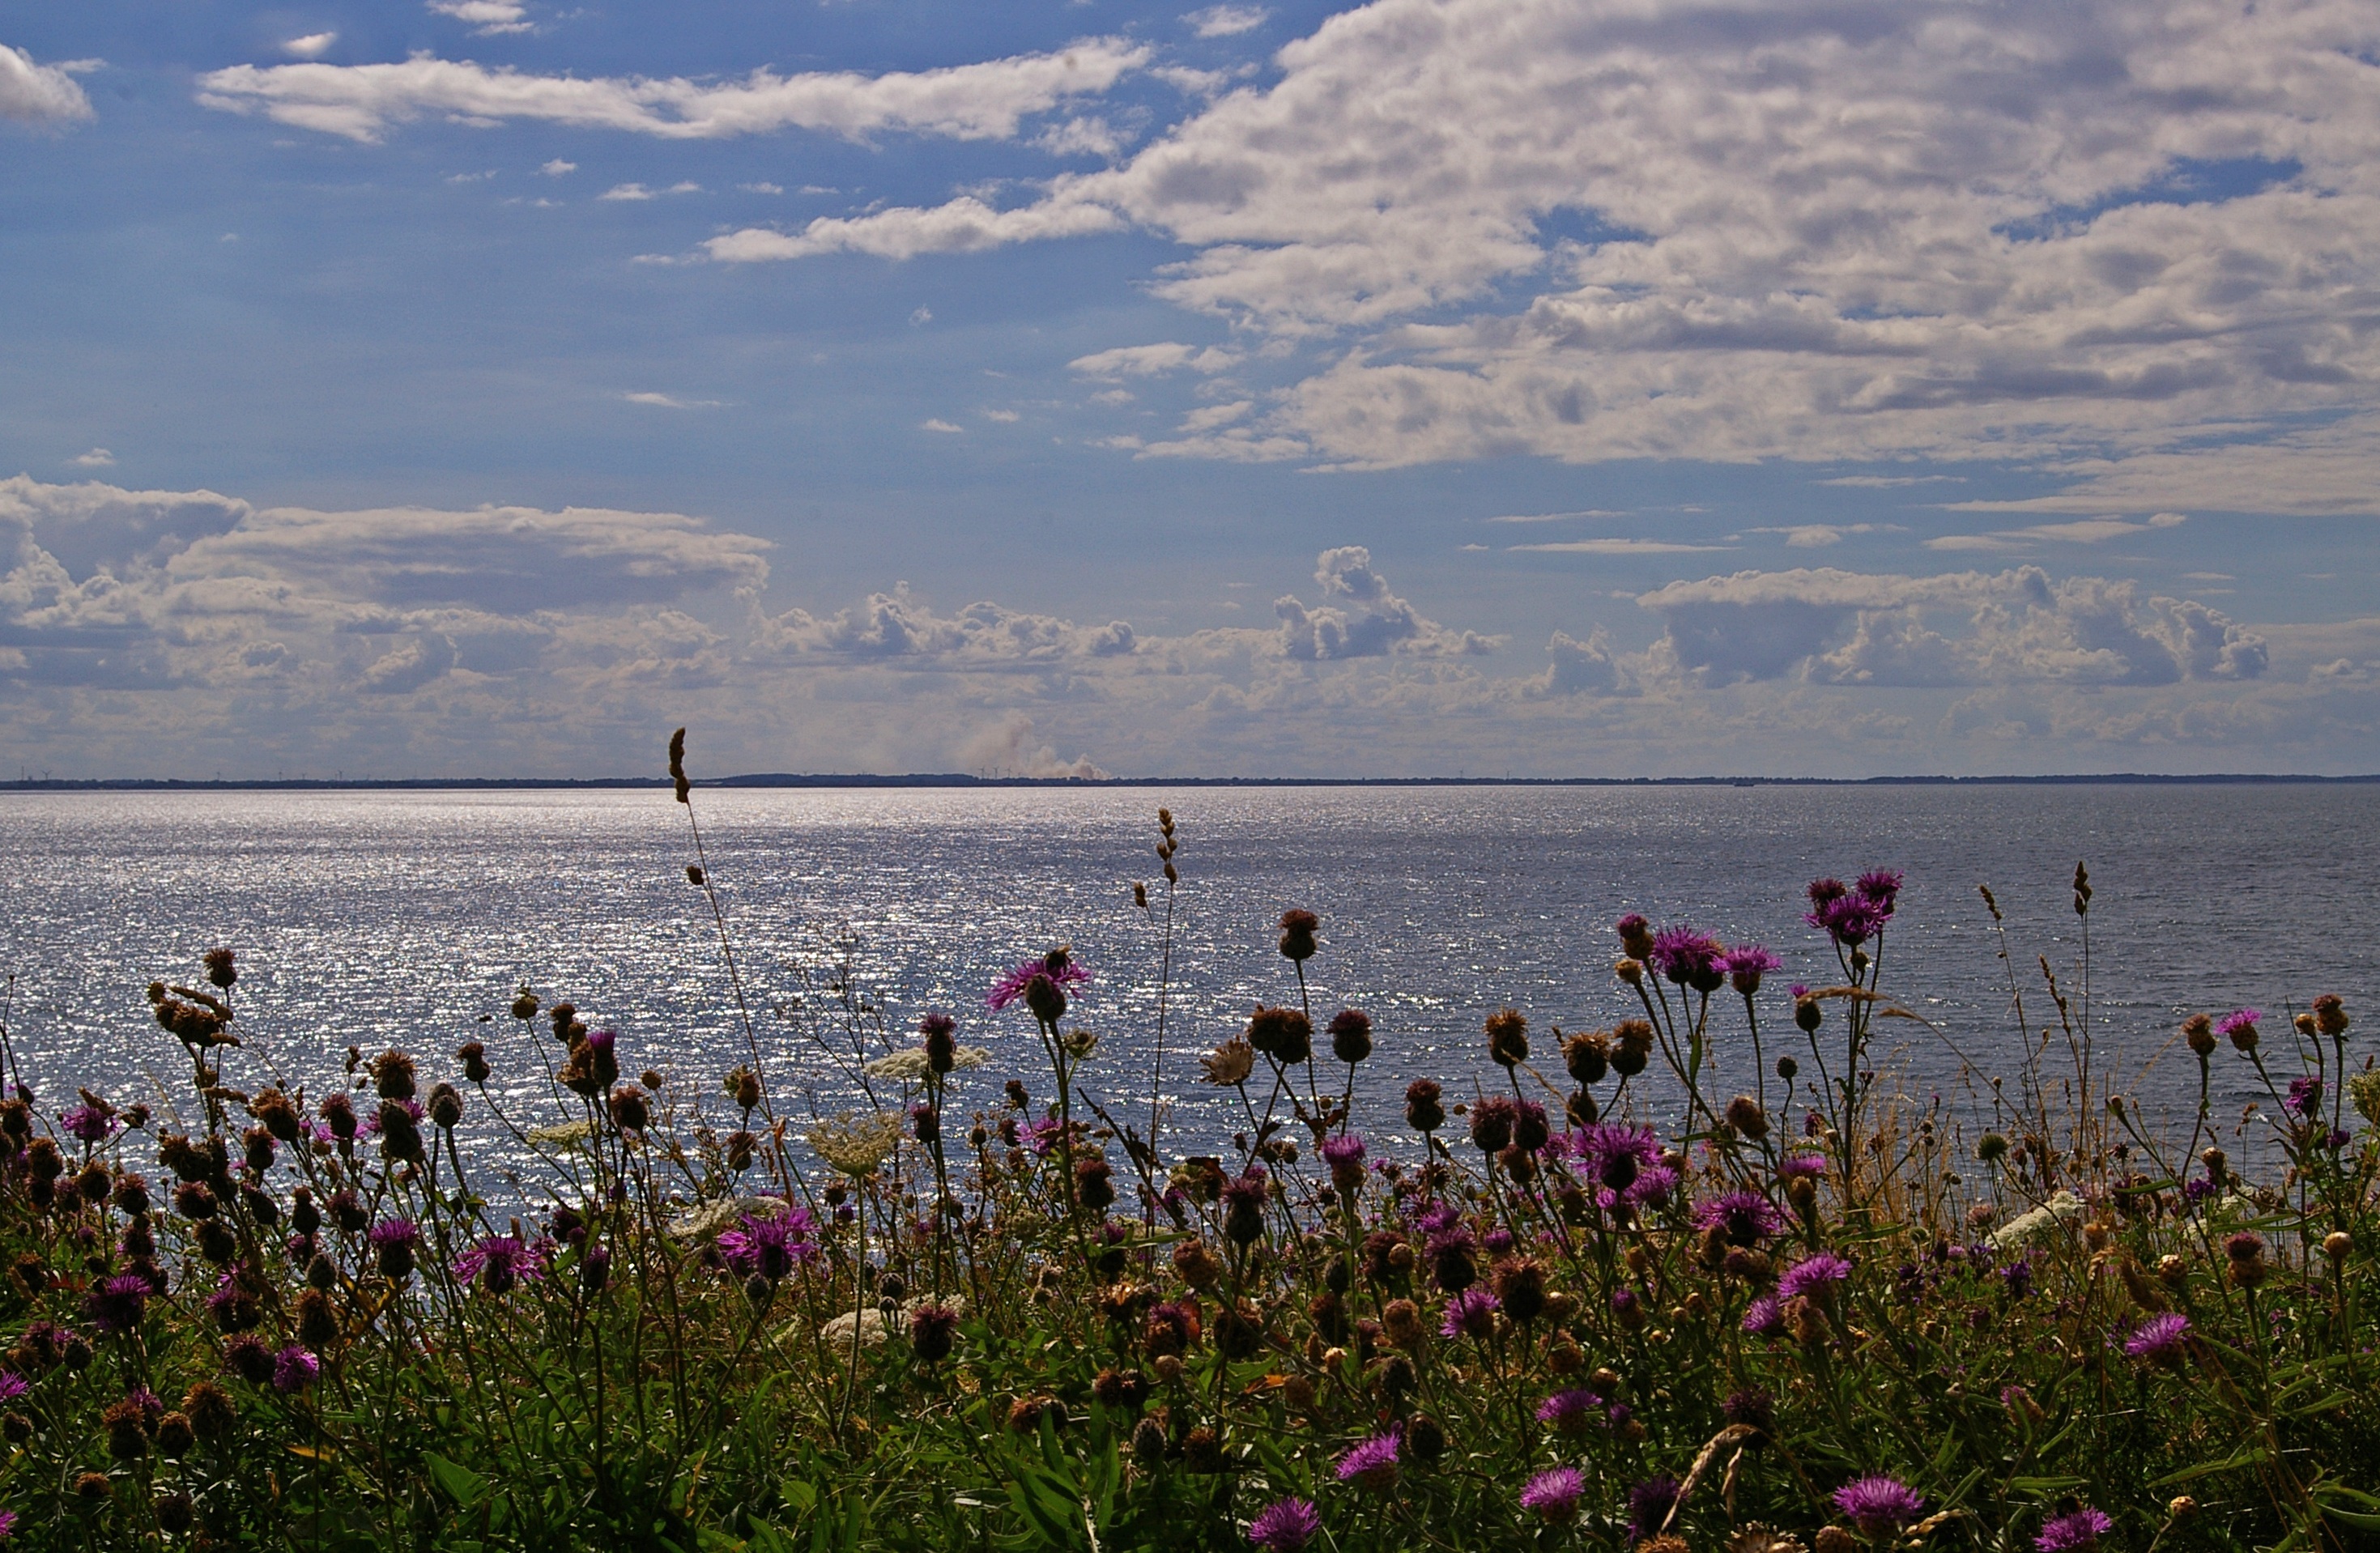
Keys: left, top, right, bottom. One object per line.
{"left": 1577, "top": 1121, "right": 1663, "bottom": 1197}
{"left": 1441, "top": 1286, "right": 1500, "bottom": 1340}
{"left": 986, "top": 955, "right": 1089, "bottom": 1012}
{"left": 271, "top": 1345, "right": 319, "bottom": 1393}
{"left": 0, "top": 1373, "right": 23, "bottom": 1403}
{"left": 2182, "top": 1176, "right": 2217, "bottom": 1204}
{"left": 2124, "top": 1312, "right": 2191, "bottom": 1363}
{"left": 2217, "top": 1008, "right": 2262, "bottom": 1040}
{"left": 1743, "top": 1294, "right": 1785, "bottom": 1337}
{"left": 719, "top": 1208, "right": 817, "bottom": 1282}
{"left": 0, "top": 1508, "right": 15, "bottom": 1539}
{"left": 2288, "top": 1076, "right": 2324, "bottom": 1117}
{"left": 61, "top": 1103, "right": 117, "bottom": 1145}
{"left": 1778, "top": 1253, "right": 1853, "bottom": 1302}
{"left": 456, "top": 1234, "right": 546, "bottom": 1296}
{"left": 1336, "top": 1428, "right": 1401, "bottom": 1491}
{"left": 1535, "top": 1387, "right": 1604, "bottom": 1436}
{"left": 1318, "top": 1134, "right": 1366, "bottom": 1168}
{"left": 1648, "top": 925, "right": 1727, "bottom": 990}
{"left": 1777, "top": 1151, "right": 1827, "bottom": 1182}
{"left": 1807, "top": 878, "right": 1848, "bottom": 908}
{"left": 1021, "top": 1118, "right": 1065, "bottom": 1158}
{"left": 1247, "top": 1496, "right": 1321, "bottom": 1552}
{"left": 1811, "top": 894, "right": 1889, "bottom": 947}
{"left": 1722, "top": 942, "right": 1781, "bottom": 994}
{"left": 1692, "top": 1189, "right": 1790, "bottom": 1245}
{"left": 2036, "top": 1508, "right": 2114, "bottom": 1552}
{"left": 1626, "top": 1475, "right": 1681, "bottom": 1541}
{"left": 1854, "top": 870, "right": 1904, "bottom": 910}
{"left": 1520, "top": 1466, "right": 1583, "bottom": 1524}
{"left": 1833, "top": 1475, "right": 1923, "bottom": 1536}
{"left": 84, "top": 1273, "right": 152, "bottom": 1335}
{"left": 1624, "top": 1164, "right": 1678, "bottom": 1210}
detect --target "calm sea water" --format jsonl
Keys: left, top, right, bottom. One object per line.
{"left": 2, "top": 784, "right": 2373, "bottom": 1182}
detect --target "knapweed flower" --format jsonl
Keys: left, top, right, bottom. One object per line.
{"left": 62, "top": 1101, "right": 117, "bottom": 1145}
{"left": 1577, "top": 1121, "right": 1663, "bottom": 1196}
{"left": 0, "top": 1506, "right": 15, "bottom": 1538}
{"left": 1441, "top": 1286, "right": 1500, "bottom": 1340}
{"left": 2287, "top": 1076, "right": 2325, "bottom": 1117}
{"left": 1743, "top": 1295, "right": 1786, "bottom": 1337}
{"left": 272, "top": 1346, "right": 319, "bottom": 1393}
{"left": 1854, "top": 870, "right": 1904, "bottom": 910}
{"left": 1778, "top": 1151, "right": 1826, "bottom": 1181}
{"left": 455, "top": 1235, "right": 545, "bottom": 1296}
{"left": 369, "top": 1218, "right": 420, "bottom": 1281}
{"left": 1247, "top": 1496, "right": 1321, "bottom": 1552}
{"left": 2217, "top": 1009, "right": 2262, "bottom": 1051}
{"left": 1722, "top": 943, "right": 1781, "bottom": 994}
{"left": 720, "top": 1208, "right": 818, "bottom": 1282}
{"left": 1833, "top": 1475, "right": 1922, "bottom": 1536}
{"left": 1520, "top": 1467, "right": 1583, "bottom": 1524}
{"left": 1778, "top": 1253, "right": 1853, "bottom": 1302}
{"left": 2125, "top": 1312, "right": 2191, "bottom": 1364}
{"left": 986, "top": 951, "right": 1089, "bottom": 1016}
{"left": 1809, "top": 893, "right": 1889, "bottom": 947}
{"left": 1320, "top": 1133, "right": 1367, "bottom": 1192}
{"left": 0, "top": 1374, "right": 24, "bottom": 1404}
{"left": 1649, "top": 926, "right": 1727, "bottom": 992}
{"left": 1627, "top": 1476, "right": 1681, "bottom": 1540}
{"left": 1694, "top": 1190, "right": 1790, "bottom": 1246}
{"left": 1535, "top": 1387, "right": 1604, "bottom": 1437}
{"left": 2035, "top": 1508, "right": 2114, "bottom": 1552}
{"left": 85, "top": 1274, "right": 151, "bottom": 1335}
{"left": 1336, "top": 1429, "right": 1401, "bottom": 1491}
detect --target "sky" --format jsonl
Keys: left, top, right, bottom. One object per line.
{"left": 3, "top": 0, "right": 2378, "bottom": 780}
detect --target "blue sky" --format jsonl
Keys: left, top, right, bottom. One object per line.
{"left": 4, "top": 0, "right": 2378, "bottom": 778}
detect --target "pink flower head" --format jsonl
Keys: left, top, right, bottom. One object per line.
{"left": 1247, "top": 1497, "right": 1321, "bottom": 1552}
{"left": 1722, "top": 943, "right": 1781, "bottom": 994}
{"left": 2036, "top": 1508, "right": 2114, "bottom": 1552}
{"left": 456, "top": 1234, "right": 547, "bottom": 1296}
{"left": 2125, "top": 1311, "right": 2191, "bottom": 1363}
{"left": 1743, "top": 1294, "right": 1785, "bottom": 1337}
{"left": 1648, "top": 925, "right": 1727, "bottom": 992}
{"left": 1833, "top": 1475, "right": 1923, "bottom": 1536}
{"left": 1778, "top": 1253, "right": 1853, "bottom": 1302}
{"left": 1520, "top": 1467, "right": 1583, "bottom": 1524}
{"left": 271, "top": 1345, "right": 319, "bottom": 1393}
{"left": 1441, "top": 1286, "right": 1500, "bottom": 1340}
{"left": 1535, "top": 1387, "right": 1604, "bottom": 1436}
{"left": 1777, "top": 1151, "right": 1827, "bottom": 1182}
{"left": 1810, "top": 893, "right": 1889, "bottom": 947}
{"left": 1336, "top": 1428, "right": 1401, "bottom": 1491}
{"left": 1692, "top": 1189, "right": 1790, "bottom": 1245}
{"left": 987, "top": 952, "right": 1089, "bottom": 1014}
{"left": 720, "top": 1206, "right": 818, "bottom": 1282}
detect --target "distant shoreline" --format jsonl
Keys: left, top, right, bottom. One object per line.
{"left": 5, "top": 772, "right": 2377, "bottom": 792}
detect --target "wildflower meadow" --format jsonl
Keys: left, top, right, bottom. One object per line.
{"left": 0, "top": 736, "right": 2374, "bottom": 1551}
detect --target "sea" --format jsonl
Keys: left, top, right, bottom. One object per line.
{"left": 3, "top": 782, "right": 2374, "bottom": 1188}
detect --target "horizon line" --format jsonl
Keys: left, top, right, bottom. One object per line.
{"left": 5, "top": 772, "right": 2378, "bottom": 793}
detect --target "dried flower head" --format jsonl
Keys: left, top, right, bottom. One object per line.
{"left": 808, "top": 1110, "right": 903, "bottom": 1177}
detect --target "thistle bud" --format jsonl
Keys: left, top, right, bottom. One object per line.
{"left": 1277, "top": 908, "right": 1319, "bottom": 963}
{"left": 426, "top": 1083, "right": 464, "bottom": 1130}
{"left": 1328, "top": 1008, "right": 1373, "bottom": 1065}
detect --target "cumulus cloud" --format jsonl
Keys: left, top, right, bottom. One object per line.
{"left": 700, "top": 0, "right": 2380, "bottom": 485}
{"left": 1273, "top": 546, "right": 1498, "bottom": 660}
{"left": 1185, "top": 6, "right": 1268, "bottom": 38}
{"left": 1635, "top": 566, "right": 2267, "bottom": 689}
{"left": 283, "top": 33, "right": 338, "bottom": 60}
{"left": 1067, "top": 342, "right": 1239, "bottom": 378}
{"left": 0, "top": 45, "right": 94, "bottom": 126}
{"left": 1522, "top": 628, "right": 1625, "bottom": 697}
{"left": 1926, "top": 513, "right": 2188, "bottom": 551}
{"left": 198, "top": 38, "right": 1147, "bottom": 144}
{"left": 71, "top": 449, "right": 114, "bottom": 468}
{"left": 755, "top": 582, "right": 1134, "bottom": 666}
{"left": 705, "top": 192, "right": 1124, "bottom": 262}
{"left": 1750, "top": 525, "right": 1900, "bottom": 548}
{"left": 429, "top": 1, "right": 531, "bottom": 36}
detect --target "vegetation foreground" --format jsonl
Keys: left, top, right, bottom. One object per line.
{"left": 1, "top": 743, "right": 2376, "bottom": 1551}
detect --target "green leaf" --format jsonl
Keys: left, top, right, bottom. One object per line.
{"left": 424, "top": 1452, "right": 488, "bottom": 1508}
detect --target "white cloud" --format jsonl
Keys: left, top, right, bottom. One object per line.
{"left": 1273, "top": 546, "right": 1497, "bottom": 659}
{"left": 600, "top": 181, "right": 697, "bottom": 202}
{"left": 0, "top": 44, "right": 95, "bottom": 126}
{"left": 1749, "top": 524, "right": 1901, "bottom": 548}
{"left": 739, "top": 181, "right": 781, "bottom": 194}
{"left": 920, "top": 419, "right": 964, "bottom": 434}
{"left": 1067, "top": 341, "right": 1239, "bottom": 378}
{"left": 540, "top": 157, "right": 574, "bottom": 175}
{"left": 71, "top": 449, "right": 114, "bottom": 468}
{"left": 1186, "top": 6, "right": 1268, "bottom": 38}
{"left": 428, "top": 2, "right": 532, "bottom": 36}
{"left": 198, "top": 39, "right": 1148, "bottom": 145}
{"left": 283, "top": 33, "right": 338, "bottom": 60}
{"left": 707, "top": 191, "right": 1124, "bottom": 262}
{"left": 1036, "top": 115, "right": 1126, "bottom": 160}
{"left": 981, "top": 408, "right": 1020, "bottom": 423}
{"left": 1925, "top": 512, "right": 2189, "bottom": 551}
{"left": 706, "top": 0, "right": 2380, "bottom": 486}
{"left": 1485, "top": 509, "right": 1625, "bottom": 524}
{"left": 909, "top": 306, "right": 933, "bottom": 326}
{"left": 622, "top": 391, "right": 722, "bottom": 408}
{"left": 1635, "top": 565, "right": 2267, "bottom": 689}
{"left": 1511, "top": 538, "right": 1733, "bottom": 555}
